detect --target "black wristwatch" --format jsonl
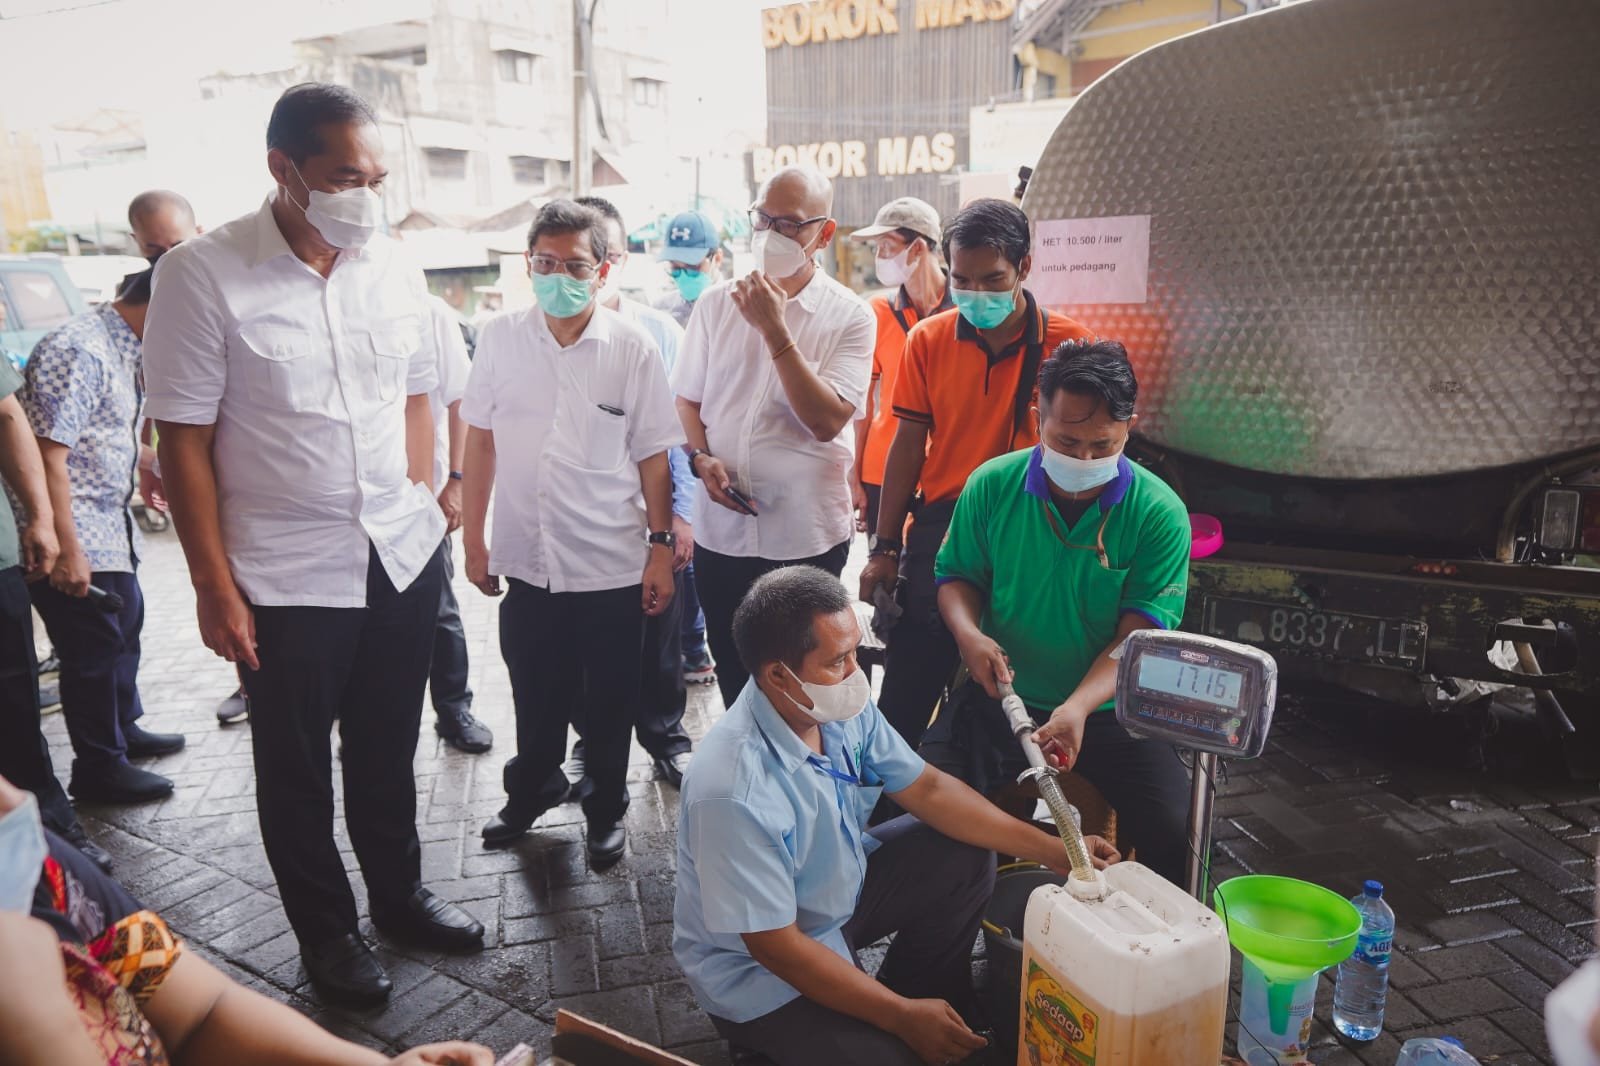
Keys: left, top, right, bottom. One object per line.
{"left": 686, "top": 448, "right": 710, "bottom": 476}
{"left": 448, "top": 470, "right": 463, "bottom": 481}
{"left": 868, "top": 534, "right": 902, "bottom": 557}
{"left": 648, "top": 530, "right": 677, "bottom": 550}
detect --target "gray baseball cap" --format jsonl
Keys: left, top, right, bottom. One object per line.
{"left": 851, "top": 196, "right": 942, "bottom": 243}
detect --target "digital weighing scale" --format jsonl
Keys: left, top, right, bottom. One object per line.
{"left": 1112, "top": 629, "right": 1279, "bottom": 900}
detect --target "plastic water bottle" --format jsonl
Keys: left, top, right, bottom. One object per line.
{"left": 1394, "top": 1036, "right": 1480, "bottom": 1064}
{"left": 1333, "top": 879, "right": 1394, "bottom": 1041}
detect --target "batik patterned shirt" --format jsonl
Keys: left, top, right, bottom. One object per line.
{"left": 14, "top": 304, "right": 143, "bottom": 571}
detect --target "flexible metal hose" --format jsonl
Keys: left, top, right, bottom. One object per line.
{"left": 997, "top": 682, "right": 1099, "bottom": 888}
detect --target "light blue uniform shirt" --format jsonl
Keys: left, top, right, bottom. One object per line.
{"left": 618, "top": 297, "right": 694, "bottom": 521}
{"left": 673, "top": 679, "right": 926, "bottom": 1023}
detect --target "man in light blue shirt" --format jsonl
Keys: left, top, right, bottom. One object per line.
{"left": 674, "top": 566, "right": 1118, "bottom": 1066}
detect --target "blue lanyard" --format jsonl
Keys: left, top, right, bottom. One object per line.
{"left": 807, "top": 748, "right": 859, "bottom": 785}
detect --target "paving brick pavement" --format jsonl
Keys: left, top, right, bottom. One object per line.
{"left": 36, "top": 528, "right": 1597, "bottom": 1065}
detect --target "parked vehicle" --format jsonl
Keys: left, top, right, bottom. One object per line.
{"left": 0, "top": 254, "right": 88, "bottom": 367}
{"left": 1023, "top": 0, "right": 1600, "bottom": 773}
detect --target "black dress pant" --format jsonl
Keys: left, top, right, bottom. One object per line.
{"left": 0, "top": 566, "right": 76, "bottom": 834}
{"left": 571, "top": 567, "right": 691, "bottom": 762}
{"left": 29, "top": 569, "right": 145, "bottom": 777}
{"left": 921, "top": 681, "right": 1193, "bottom": 885}
{"left": 695, "top": 541, "right": 851, "bottom": 708}
{"left": 500, "top": 579, "right": 644, "bottom": 827}
{"left": 709, "top": 816, "right": 995, "bottom": 1066}
{"left": 239, "top": 543, "right": 444, "bottom": 945}
{"left": 877, "top": 501, "right": 959, "bottom": 749}
{"left": 430, "top": 537, "right": 472, "bottom": 718}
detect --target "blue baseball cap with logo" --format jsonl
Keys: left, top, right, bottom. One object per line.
{"left": 658, "top": 210, "right": 721, "bottom": 264}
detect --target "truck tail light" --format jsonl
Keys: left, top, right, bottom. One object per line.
{"left": 1539, "top": 487, "right": 1600, "bottom": 553}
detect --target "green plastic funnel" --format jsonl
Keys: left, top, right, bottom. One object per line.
{"left": 1214, "top": 875, "right": 1361, "bottom": 1033}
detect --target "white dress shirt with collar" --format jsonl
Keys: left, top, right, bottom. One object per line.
{"left": 460, "top": 305, "right": 682, "bottom": 594}
{"left": 141, "top": 195, "right": 445, "bottom": 609}
{"left": 671, "top": 270, "right": 874, "bottom": 560}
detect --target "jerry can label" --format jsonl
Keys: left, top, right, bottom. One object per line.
{"left": 1023, "top": 959, "right": 1098, "bottom": 1066}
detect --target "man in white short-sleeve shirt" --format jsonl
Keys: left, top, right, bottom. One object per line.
{"left": 672, "top": 166, "right": 874, "bottom": 707}
{"left": 142, "top": 83, "right": 484, "bottom": 1009}
{"left": 461, "top": 199, "right": 679, "bottom": 869}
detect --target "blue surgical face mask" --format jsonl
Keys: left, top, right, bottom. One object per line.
{"left": 531, "top": 272, "right": 595, "bottom": 319}
{"left": 952, "top": 286, "right": 1016, "bottom": 330}
{"left": 672, "top": 267, "right": 713, "bottom": 303}
{"left": 0, "top": 792, "right": 47, "bottom": 913}
{"left": 1041, "top": 441, "right": 1122, "bottom": 494}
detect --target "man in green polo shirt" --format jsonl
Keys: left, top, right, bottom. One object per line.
{"left": 928, "top": 339, "right": 1193, "bottom": 884}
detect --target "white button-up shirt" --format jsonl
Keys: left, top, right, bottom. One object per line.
{"left": 142, "top": 196, "right": 445, "bottom": 608}
{"left": 460, "top": 305, "right": 682, "bottom": 593}
{"left": 425, "top": 294, "right": 472, "bottom": 493}
{"left": 671, "top": 271, "right": 874, "bottom": 560}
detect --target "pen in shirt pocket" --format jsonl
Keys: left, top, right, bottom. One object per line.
{"left": 596, "top": 403, "right": 624, "bottom": 416}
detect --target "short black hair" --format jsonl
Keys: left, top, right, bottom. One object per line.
{"left": 126, "top": 189, "right": 194, "bottom": 229}
{"left": 1039, "top": 339, "right": 1137, "bottom": 421}
{"left": 732, "top": 566, "right": 853, "bottom": 673}
{"left": 894, "top": 226, "right": 936, "bottom": 252}
{"left": 574, "top": 195, "right": 625, "bottom": 237}
{"left": 526, "top": 199, "right": 608, "bottom": 263}
{"left": 266, "top": 83, "right": 378, "bottom": 164}
{"left": 941, "top": 198, "right": 1030, "bottom": 268}
{"left": 116, "top": 267, "right": 153, "bottom": 306}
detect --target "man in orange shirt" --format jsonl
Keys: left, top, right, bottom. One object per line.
{"left": 847, "top": 198, "right": 951, "bottom": 535}
{"left": 859, "top": 199, "right": 1094, "bottom": 746}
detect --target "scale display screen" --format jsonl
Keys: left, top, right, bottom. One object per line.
{"left": 1135, "top": 655, "right": 1244, "bottom": 710}
{"left": 1114, "top": 630, "right": 1278, "bottom": 759}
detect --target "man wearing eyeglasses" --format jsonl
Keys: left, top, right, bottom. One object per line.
{"left": 928, "top": 341, "right": 1194, "bottom": 885}
{"left": 462, "top": 199, "right": 680, "bottom": 869}
{"left": 672, "top": 166, "right": 875, "bottom": 709}
{"left": 655, "top": 209, "right": 725, "bottom": 330}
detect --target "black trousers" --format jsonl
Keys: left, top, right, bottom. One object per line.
{"left": 710, "top": 817, "right": 995, "bottom": 1066}
{"left": 500, "top": 579, "right": 643, "bottom": 827}
{"left": 239, "top": 543, "right": 444, "bottom": 945}
{"left": 572, "top": 567, "right": 691, "bottom": 761}
{"left": 429, "top": 537, "right": 472, "bottom": 718}
{"left": 877, "top": 501, "right": 960, "bottom": 749}
{"left": 29, "top": 569, "right": 146, "bottom": 776}
{"left": 696, "top": 541, "right": 851, "bottom": 708}
{"left": 861, "top": 481, "right": 882, "bottom": 542}
{"left": 922, "top": 681, "right": 1193, "bottom": 885}
{"left": 0, "top": 566, "right": 76, "bottom": 834}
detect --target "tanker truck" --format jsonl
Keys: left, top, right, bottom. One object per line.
{"left": 1019, "top": 0, "right": 1600, "bottom": 775}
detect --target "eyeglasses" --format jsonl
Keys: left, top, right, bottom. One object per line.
{"left": 749, "top": 206, "right": 829, "bottom": 241}
{"left": 529, "top": 254, "right": 600, "bottom": 280}
{"left": 663, "top": 262, "right": 706, "bottom": 279}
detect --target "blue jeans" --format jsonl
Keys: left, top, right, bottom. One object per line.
{"left": 679, "top": 559, "right": 710, "bottom": 665}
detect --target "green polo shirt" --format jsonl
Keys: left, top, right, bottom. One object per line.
{"left": 0, "top": 360, "right": 22, "bottom": 571}
{"left": 935, "top": 447, "right": 1190, "bottom": 712}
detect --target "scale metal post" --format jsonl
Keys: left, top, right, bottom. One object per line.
{"left": 1111, "top": 630, "right": 1279, "bottom": 901}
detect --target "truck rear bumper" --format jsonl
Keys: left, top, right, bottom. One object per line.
{"left": 1186, "top": 543, "right": 1600, "bottom": 694}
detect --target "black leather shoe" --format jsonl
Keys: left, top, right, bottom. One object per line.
{"left": 58, "top": 824, "right": 113, "bottom": 874}
{"left": 69, "top": 761, "right": 174, "bottom": 804}
{"left": 653, "top": 751, "right": 694, "bottom": 789}
{"left": 435, "top": 708, "right": 493, "bottom": 754}
{"left": 587, "top": 820, "right": 626, "bottom": 869}
{"left": 481, "top": 809, "right": 537, "bottom": 848}
{"left": 302, "top": 933, "right": 392, "bottom": 1008}
{"left": 215, "top": 687, "right": 249, "bottom": 725}
{"left": 372, "top": 888, "right": 484, "bottom": 953}
{"left": 123, "top": 723, "right": 186, "bottom": 758}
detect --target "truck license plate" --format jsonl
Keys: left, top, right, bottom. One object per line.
{"left": 1201, "top": 597, "right": 1428, "bottom": 670}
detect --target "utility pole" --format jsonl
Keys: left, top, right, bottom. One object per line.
{"left": 571, "top": 0, "right": 590, "bottom": 197}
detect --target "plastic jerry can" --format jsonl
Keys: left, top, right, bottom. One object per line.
{"left": 1019, "top": 862, "right": 1230, "bottom": 1066}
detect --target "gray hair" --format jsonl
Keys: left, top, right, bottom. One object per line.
{"left": 732, "top": 566, "right": 853, "bottom": 672}
{"left": 526, "top": 198, "right": 608, "bottom": 264}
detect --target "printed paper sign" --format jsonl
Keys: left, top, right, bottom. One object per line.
{"left": 1031, "top": 215, "right": 1151, "bottom": 305}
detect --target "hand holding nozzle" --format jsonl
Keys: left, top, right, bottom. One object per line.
{"left": 998, "top": 680, "right": 1106, "bottom": 899}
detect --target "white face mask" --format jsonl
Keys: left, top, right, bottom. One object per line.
{"left": 783, "top": 663, "right": 870, "bottom": 724}
{"left": 874, "top": 245, "right": 914, "bottom": 288}
{"left": 752, "top": 229, "right": 814, "bottom": 279}
{"left": 1548, "top": 960, "right": 1600, "bottom": 1066}
{"left": 0, "top": 792, "right": 47, "bottom": 914}
{"left": 287, "top": 162, "right": 384, "bottom": 250}
{"left": 1040, "top": 441, "right": 1123, "bottom": 495}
